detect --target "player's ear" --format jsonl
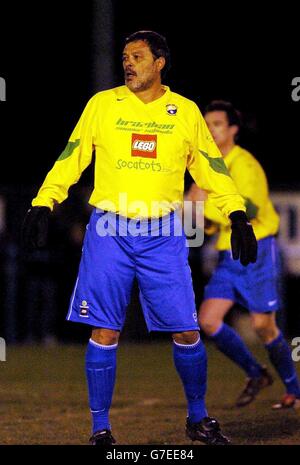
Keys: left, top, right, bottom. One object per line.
{"left": 156, "top": 56, "right": 166, "bottom": 73}
{"left": 230, "top": 125, "right": 239, "bottom": 138}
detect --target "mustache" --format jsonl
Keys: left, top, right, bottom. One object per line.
{"left": 125, "top": 68, "right": 137, "bottom": 77}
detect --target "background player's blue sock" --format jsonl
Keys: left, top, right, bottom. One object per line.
{"left": 173, "top": 336, "right": 208, "bottom": 423}
{"left": 85, "top": 339, "right": 117, "bottom": 434}
{"left": 265, "top": 332, "right": 300, "bottom": 397}
{"left": 210, "top": 323, "right": 262, "bottom": 377}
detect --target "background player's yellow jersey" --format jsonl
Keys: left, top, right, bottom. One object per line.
{"left": 32, "top": 85, "right": 245, "bottom": 219}
{"left": 204, "top": 145, "right": 280, "bottom": 250}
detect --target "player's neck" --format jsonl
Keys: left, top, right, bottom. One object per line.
{"left": 219, "top": 141, "right": 235, "bottom": 157}
{"left": 133, "top": 82, "right": 166, "bottom": 104}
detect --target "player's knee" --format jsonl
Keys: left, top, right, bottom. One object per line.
{"left": 198, "top": 313, "right": 220, "bottom": 336}
{"left": 91, "top": 328, "right": 120, "bottom": 345}
{"left": 172, "top": 330, "right": 200, "bottom": 345}
{"left": 252, "top": 320, "right": 279, "bottom": 343}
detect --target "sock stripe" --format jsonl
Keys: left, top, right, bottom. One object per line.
{"left": 89, "top": 338, "right": 118, "bottom": 350}
{"left": 173, "top": 336, "right": 201, "bottom": 349}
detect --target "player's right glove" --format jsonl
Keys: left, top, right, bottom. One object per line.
{"left": 22, "top": 206, "right": 51, "bottom": 250}
{"left": 229, "top": 210, "right": 257, "bottom": 266}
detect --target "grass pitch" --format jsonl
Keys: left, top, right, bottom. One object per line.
{"left": 1, "top": 341, "right": 300, "bottom": 445}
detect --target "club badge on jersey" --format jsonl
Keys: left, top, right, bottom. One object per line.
{"left": 166, "top": 104, "right": 177, "bottom": 115}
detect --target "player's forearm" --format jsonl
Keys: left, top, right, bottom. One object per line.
{"left": 204, "top": 199, "right": 230, "bottom": 226}
{"left": 206, "top": 191, "right": 246, "bottom": 220}
{"left": 32, "top": 184, "right": 68, "bottom": 210}
{"left": 188, "top": 147, "right": 246, "bottom": 220}
{"left": 32, "top": 154, "right": 89, "bottom": 210}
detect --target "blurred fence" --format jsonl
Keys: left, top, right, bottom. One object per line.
{"left": 0, "top": 187, "right": 300, "bottom": 343}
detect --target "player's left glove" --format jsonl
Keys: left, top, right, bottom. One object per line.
{"left": 22, "top": 206, "right": 51, "bottom": 251}
{"left": 229, "top": 210, "right": 257, "bottom": 266}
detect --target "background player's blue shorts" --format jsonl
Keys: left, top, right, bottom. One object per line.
{"left": 66, "top": 209, "right": 199, "bottom": 332}
{"left": 204, "top": 236, "right": 282, "bottom": 313}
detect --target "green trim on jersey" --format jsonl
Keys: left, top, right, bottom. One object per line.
{"left": 244, "top": 197, "right": 259, "bottom": 219}
{"left": 199, "top": 150, "right": 230, "bottom": 176}
{"left": 57, "top": 139, "right": 80, "bottom": 161}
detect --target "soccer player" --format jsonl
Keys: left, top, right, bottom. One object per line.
{"left": 22, "top": 32, "right": 257, "bottom": 445}
{"left": 189, "top": 100, "right": 300, "bottom": 409}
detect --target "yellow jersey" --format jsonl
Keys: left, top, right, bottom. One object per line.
{"left": 204, "top": 145, "right": 279, "bottom": 250}
{"left": 32, "top": 85, "right": 245, "bottom": 219}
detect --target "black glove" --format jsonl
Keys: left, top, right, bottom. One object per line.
{"left": 22, "top": 206, "right": 51, "bottom": 250}
{"left": 229, "top": 210, "right": 257, "bottom": 266}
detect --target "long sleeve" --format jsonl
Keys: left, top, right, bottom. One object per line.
{"left": 201, "top": 145, "right": 279, "bottom": 250}
{"left": 203, "top": 152, "right": 269, "bottom": 225}
{"left": 184, "top": 182, "right": 225, "bottom": 233}
{"left": 229, "top": 155, "right": 268, "bottom": 219}
{"left": 32, "top": 95, "right": 98, "bottom": 210}
{"left": 187, "top": 103, "right": 245, "bottom": 219}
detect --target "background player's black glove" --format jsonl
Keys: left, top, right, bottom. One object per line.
{"left": 22, "top": 206, "right": 51, "bottom": 250}
{"left": 229, "top": 210, "right": 257, "bottom": 266}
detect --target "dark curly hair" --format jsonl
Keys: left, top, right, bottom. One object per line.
{"left": 124, "top": 30, "right": 171, "bottom": 77}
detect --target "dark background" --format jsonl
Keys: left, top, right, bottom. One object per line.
{"left": 1, "top": 1, "right": 299, "bottom": 187}
{"left": 0, "top": 1, "right": 299, "bottom": 342}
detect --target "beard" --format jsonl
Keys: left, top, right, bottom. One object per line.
{"left": 126, "top": 74, "right": 155, "bottom": 92}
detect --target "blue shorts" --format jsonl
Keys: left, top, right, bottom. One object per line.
{"left": 204, "top": 236, "right": 282, "bottom": 313}
{"left": 66, "top": 209, "right": 198, "bottom": 332}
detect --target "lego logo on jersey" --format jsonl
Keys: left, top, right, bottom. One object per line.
{"left": 132, "top": 133, "right": 157, "bottom": 158}
{"left": 133, "top": 140, "right": 156, "bottom": 151}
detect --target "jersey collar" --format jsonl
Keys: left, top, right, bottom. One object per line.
{"left": 116, "top": 85, "right": 171, "bottom": 107}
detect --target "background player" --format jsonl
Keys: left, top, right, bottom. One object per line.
{"left": 22, "top": 33, "right": 257, "bottom": 445}
{"left": 187, "top": 100, "right": 300, "bottom": 409}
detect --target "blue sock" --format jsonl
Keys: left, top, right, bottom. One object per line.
{"left": 85, "top": 339, "right": 117, "bottom": 434}
{"left": 266, "top": 332, "right": 300, "bottom": 397}
{"left": 173, "top": 336, "right": 208, "bottom": 423}
{"left": 210, "top": 323, "right": 262, "bottom": 378}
